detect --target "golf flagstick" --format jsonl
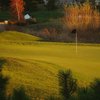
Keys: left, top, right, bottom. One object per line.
{"left": 71, "top": 29, "right": 78, "bottom": 54}
{"left": 75, "top": 32, "right": 78, "bottom": 54}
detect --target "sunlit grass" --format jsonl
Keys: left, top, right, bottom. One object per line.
{"left": 0, "top": 31, "right": 100, "bottom": 97}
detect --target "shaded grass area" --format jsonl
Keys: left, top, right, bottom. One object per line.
{"left": 30, "top": 10, "right": 64, "bottom": 23}
{"left": 1, "top": 57, "right": 60, "bottom": 98}
{"left": 0, "top": 31, "right": 100, "bottom": 98}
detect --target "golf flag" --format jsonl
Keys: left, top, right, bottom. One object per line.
{"left": 71, "top": 29, "right": 77, "bottom": 34}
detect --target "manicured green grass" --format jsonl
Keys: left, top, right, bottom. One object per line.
{"left": 0, "top": 31, "right": 100, "bottom": 98}
{"left": 0, "top": 31, "right": 41, "bottom": 42}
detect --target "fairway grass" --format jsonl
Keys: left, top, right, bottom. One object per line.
{"left": 0, "top": 31, "right": 100, "bottom": 97}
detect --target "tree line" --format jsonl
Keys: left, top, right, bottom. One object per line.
{"left": 0, "top": 0, "right": 40, "bottom": 10}
{"left": 0, "top": 0, "right": 58, "bottom": 22}
{"left": 0, "top": 0, "right": 57, "bottom": 11}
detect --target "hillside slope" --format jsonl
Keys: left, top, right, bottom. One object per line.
{"left": 1, "top": 57, "right": 61, "bottom": 98}
{"left": 0, "top": 31, "right": 41, "bottom": 43}
{"left": 0, "top": 31, "right": 100, "bottom": 99}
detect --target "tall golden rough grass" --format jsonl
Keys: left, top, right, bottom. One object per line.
{"left": 64, "top": 2, "right": 100, "bottom": 31}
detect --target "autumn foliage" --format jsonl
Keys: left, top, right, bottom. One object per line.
{"left": 10, "top": 0, "right": 25, "bottom": 21}
{"left": 64, "top": 3, "right": 100, "bottom": 31}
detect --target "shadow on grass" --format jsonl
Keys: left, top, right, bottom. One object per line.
{"left": 0, "top": 58, "right": 6, "bottom": 69}
{"left": 9, "top": 87, "right": 31, "bottom": 100}
{"left": 0, "top": 72, "right": 9, "bottom": 100}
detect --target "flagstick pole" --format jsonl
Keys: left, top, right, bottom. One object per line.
{"left": 75, "top": 32, "right": 78, "bottom": 54}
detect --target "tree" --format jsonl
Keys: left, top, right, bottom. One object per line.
{"left": 77, "top": 87, "right": 93, "bottom": 100}
{"left": 64, "top": 2, "right": 100, "bottom": 30}
{"left": 58, "top": 70, "right": 77, "bottom": 100}
{"left": 10, "top": 0, "right": 25, "bottom": 21}
{"left": 24, "top": 0, "right": 38, "bottom": 11}
{"left": 90, "top": 79, "right": 100, "bottom": 100}
{"left": 24, "top": 0, "right": 43, "bottom": 11}
{"left": 0, "top": 0, "right": 10, "bottom": 10}
{"left": 0, "top": 59, "right": 9, "bottom": 100}
{"left": 46, "top": 0, "right": 57, "bottom": 10}
{"left": 11, "top": 87, "right": 31, "bottom": 100}
{"left": 0, "top": 74, "right": 9, "bottom": 100}
{"left": 77, "top": 78, "right": 100, "bottom": 100}
{"left": 0, "top": 5, "right": 1, "bottom": 11}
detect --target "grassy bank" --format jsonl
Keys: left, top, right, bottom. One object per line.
{"left": 0, "top": 31, "right": 100, "bottom": 98}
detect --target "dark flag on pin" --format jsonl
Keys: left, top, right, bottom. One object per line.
{"left": 71, "top": 29, "right": 77, "bottom": 34}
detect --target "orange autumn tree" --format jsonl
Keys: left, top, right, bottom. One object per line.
{"left": 64, "top": 2, "right": 100, "bottom": 31}
{"left": 10, "top": 0, "right": 25, "bottom": 21}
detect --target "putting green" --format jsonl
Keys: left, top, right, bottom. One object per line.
{"left": 0, "top": 31, "right": 100, "bottom": 97}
